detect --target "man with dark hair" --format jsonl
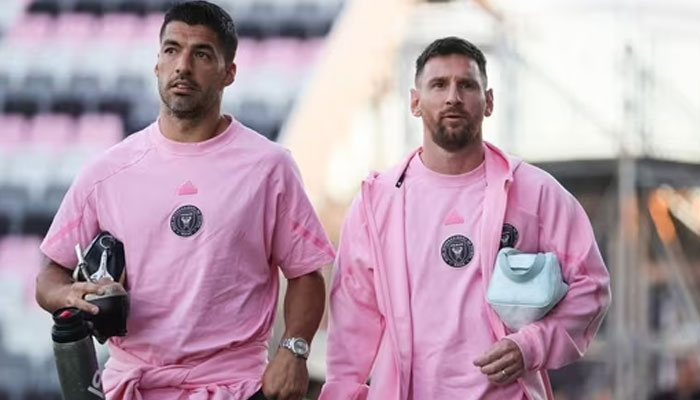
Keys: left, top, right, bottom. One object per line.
{"left": 320, "top": 36, "right": 611, "bottom": 399}
{"left": 35, "top": 1, "right": 333, "bottom": 399}
{"left": 159, "top": 0, "right": 238, "bottom": 63}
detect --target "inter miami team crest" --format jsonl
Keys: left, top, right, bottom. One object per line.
{"left": 500, "top": 223, "right": 519, "bottom": 248}
{"left": 440, "top": 234, "right": 474, "bottom": 268}
{"left": 170, "top": 205, "right": 203, "bottom": 237}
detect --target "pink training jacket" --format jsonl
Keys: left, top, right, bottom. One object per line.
{"left": 319, "top": 142, "right": 611, "bottom": 400}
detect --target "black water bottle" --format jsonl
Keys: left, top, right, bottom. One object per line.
{"left": 52, "top": 307, "right": 105, "bottom": 400}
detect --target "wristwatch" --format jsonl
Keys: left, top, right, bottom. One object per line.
{"left": 280, "top": 337, "right": 310, "bottom": 359}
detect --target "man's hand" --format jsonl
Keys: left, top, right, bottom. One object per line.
{"left": 36, "top": 261, "right": 113, "bottom": 315}
{"left": 473, "top": 338, "right": 525, "bottom": 385}
{"left": 59, "top": 280, "right": 108, "bottom": 315}
{"left": 261, "top": 348, "right": 309, "bottom": 400}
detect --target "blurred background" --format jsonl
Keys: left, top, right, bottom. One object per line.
{"left": 1, "top": 0, "right": 699, "bottom": 399}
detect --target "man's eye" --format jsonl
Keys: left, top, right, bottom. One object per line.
{"left": 195, "top": 52, "right": 210, "bottom": 59}
{"left": 163, "top": 48, "right": 175, "bottom": 54}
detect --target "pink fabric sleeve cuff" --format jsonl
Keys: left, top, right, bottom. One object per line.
{"left": 504, "top": 331, "right": 535, "bottom": 371}
{"left": 319, "top": 382, "right": 370, "bottom": 400}
{"left": 280, "top": 252, "right": 334, "bottom": 279}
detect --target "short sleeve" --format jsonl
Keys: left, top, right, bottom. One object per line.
{"left": 40, "top": 167, "right": 101, "bottom": 269}
{"left": 269, "top": 151, "right": 335, "bottom": 279}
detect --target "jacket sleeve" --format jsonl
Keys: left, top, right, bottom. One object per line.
{"left": 506, "top": 179, "right": 611, "bottom": 371}
{"left": 319, "top": 197, "right": 383, "bottom": 400}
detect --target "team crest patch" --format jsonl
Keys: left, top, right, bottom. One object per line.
{"left": 500, "top": 223, "right": 519, "bottom": 248}
{"left": 440, "top": 234, "right": 474, "bottom": 268}
{"left": 170, "top": 205, "right": 203, "bottom": 237}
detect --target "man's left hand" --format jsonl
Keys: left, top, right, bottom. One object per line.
{"left": 261, "top": 348, "right": 309, "bottom": 400}
{"left": 473, "top": 338, "right": 525, "bottom": 385}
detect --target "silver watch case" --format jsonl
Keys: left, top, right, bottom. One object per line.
{"left": 281, "top": 337, "right": 309, "bottom": 359}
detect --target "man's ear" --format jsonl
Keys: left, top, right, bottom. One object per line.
{"left": 410, "top": 88, "right": 421, "bottom": 117}
{"left": 484, "top": 88, "right": 494, "bottom": 117}
{"left": 224, "top": 62, "right": 236, "bottom": 86}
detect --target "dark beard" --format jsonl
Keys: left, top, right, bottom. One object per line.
{"left": 158, "top": 77, "right": 217, "bottom": 120}
{"left": 159, "top": 90, "right": 207, "bottom": 120}
{"left": 432, "top": 121, "right": 477, "bottom": 152}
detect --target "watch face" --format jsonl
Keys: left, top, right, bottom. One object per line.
{"left": 293, "top": 339, "right": 309, "bottom": 355}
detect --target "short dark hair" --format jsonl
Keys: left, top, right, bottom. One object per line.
{"left": 160, "top": 1, "right": 238, "bottom": 63}
{"left": 415, "top": 37, "right": 488, "bottom": 85}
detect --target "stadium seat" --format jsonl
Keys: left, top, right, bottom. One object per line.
{"left": 0, "top": 73, "right": 9, "bottom": 93}
{"left": 27, "top": 42, "right": 76, "bottom": 88}
{"left": 3, "top": 92, "right": 45, "bottom": 117}
{"left": 5, "top": 14, "right": 55, "bottom": 44}
{"left": 234, "top": 3, "right": 267, "bottom": 39}
{"left": 76, "top": 113, "right": 124, "bottom": 149}
{"left": 4, "top": 149, "right": 56, "bottom": 206}
{"left": 40, "top": 184, "right": 69, "bottom": 214}
{"left": 72, "top": 0, "right": 105, "bottom": 16}
{"left": 125, "top": 99, "right": 158, "bottom": 134}
{"left": 293, "top": 1, "right": 334, "bottom": 38}
{"left": 115, "top": 74, "right": 146, "bottom": 96}
{"left": 237, "top": 99, "right": 283, "bottom": 141}
{"left": 278, "top": 3, "right": 307, "bottom": 38}
{"left": 50, "top": 91, "right": 89, "bottom": 117}
{"left": 0, "top": 114, "right": 30, "bottom": 154}
{"left": 145, "top": 0, "right": 177, "bottom": 13}
{"left": 117, "top": 0, "right": 149, "bottom": 16}
{"left": 53, "top": 150, "right": 91, "bottom": 187}
{"left": 139, "top": 12, "right": 165, "bottom": 43}
{"left": 0, "top": 185, "right": 29, "bottom": 234}
{"left": 0, "top": 0, "right": 24, "bottom": 36}
{"left": 21, "top": 73, "right": 56, "bottom": 94}
{"left": 21, "top": 210, "right": 55, "bottom": 237}
{"left": 68, "top": 73, "right": 103, "bottom": 98}
{"left": 26, "top": 0, "right": 61, "bottom": 16}
{"left": 27, "top": 114, "right": 76, "bottom": 152}
{"left": 234, "top": 38, "right": 260, "bottom": 71}
{"left": 54, "top": 13, "right": 97, "bottom": 44}
{"left": 98, "top": 13, "right": 140, "bottom": 43}
{"left": 69, "top": 42, "right": 125, "bottom": 84}
{"left": 98, "top": 94, "right": 132, "bottom": 122}
{"left": 0, "top": 215, "right": 9, "bottom": 237}
{"left": 0, "top": 43, "right": 33, "bottom": 85}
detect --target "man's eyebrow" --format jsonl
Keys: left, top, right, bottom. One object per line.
{"left": 457, "top": 77, "right": 479, "bottom": 84}
{"left": 427, "top": 76, "right": 447, "bottom": 83}
{"left": 162, "top": 39, "right": 181, "bottom": 47}
{"left": 192, "top": 43, "right": 216, "bottom": 52}
{"left": 161, "top": 41, "right": 216, "bottom": 53}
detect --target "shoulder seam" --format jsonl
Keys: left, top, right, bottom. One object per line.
{"left": 85, "top": 146, "right": 154, "bottom": 199}
{"left": 99, "top": 146, "right": 153, "bottom": 185}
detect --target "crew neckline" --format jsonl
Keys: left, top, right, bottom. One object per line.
{"left": 408, "top": 150, "right": 486, "bottom": 187}
{"left": 149, "top": 114, "right": 239, "bottom": 155}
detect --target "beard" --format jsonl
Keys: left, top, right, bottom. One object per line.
{"left": 158, "top": 77, "right": 214, "bottom": 120}
{"left": 431, "top": 116, "right": 479, "bottom": 152}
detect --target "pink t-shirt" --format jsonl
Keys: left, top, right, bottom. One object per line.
{"left": 404, "top": 153, "right": 523, "bottom": 400}
{"left": 40, "top": 116, "right": 335, "bottom": 398}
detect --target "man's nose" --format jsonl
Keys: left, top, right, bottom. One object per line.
{"left": 175, "top": 51, "right": 193, "bottom": 75}
{"left": 445, "top": 83, "right": 462, "bottom": 105}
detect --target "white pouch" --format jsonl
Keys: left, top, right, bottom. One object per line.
{"left": 486, "top": 247, "right": 568, "bottom": 331}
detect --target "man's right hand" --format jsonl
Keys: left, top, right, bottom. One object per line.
{"left": 36, "top": 260, "right": 109, "bottom": 315}
{"left": 59, "top": 281, "right": 107, "bottom": 315}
